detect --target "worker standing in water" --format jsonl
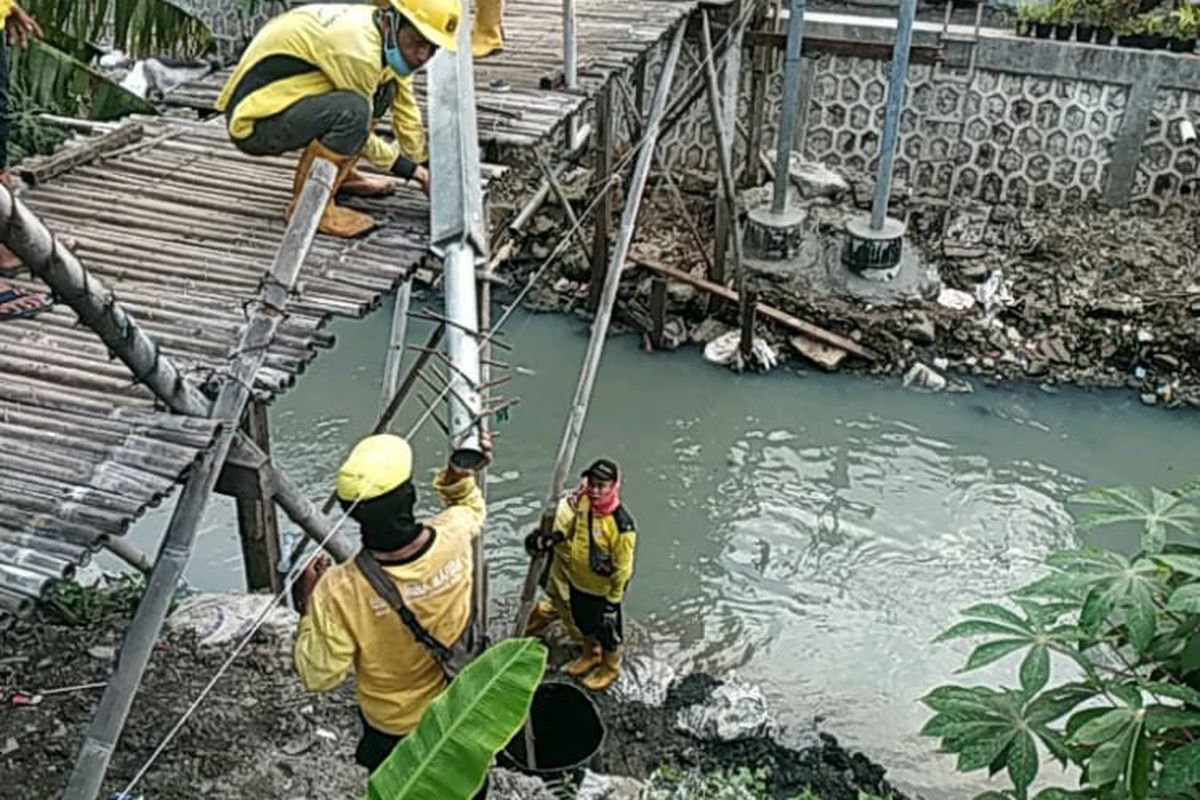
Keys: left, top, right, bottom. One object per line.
{"left": 216, "top": 0, "right": 458, "bottom": 238}
{"left": 525, "top": 458, "right": 635, "bottom": 691}
{"left": 292, "top": 432, "right": 491, "bottom": 794}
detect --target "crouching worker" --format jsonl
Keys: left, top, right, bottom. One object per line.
{"left": 525, "top": 458, "right": 635, "bottom": 691}
{"left": 293, "top": 432, "right": 490, "bottom": 794}
{"left": 216, "top": 0, "right": 459, "bottom": 238}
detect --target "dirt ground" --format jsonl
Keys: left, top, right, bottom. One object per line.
{"left": 0, "top": 591, "right": 905, "bottom": 800}
{"left": 512, "top": 176, "right": 1200, "bottom": 409}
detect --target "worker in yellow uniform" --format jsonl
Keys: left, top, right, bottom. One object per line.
{"left": 471, "top": 0, "right": 504, "bottom": 57}
{"left": 525, "top": 458, "right": 635, "bottom": 691}
{"left": 293, "top": 432, "right": 491, "bottom": 793}
{"left": 216, "top": 0, "right": 458, "bottom": 239}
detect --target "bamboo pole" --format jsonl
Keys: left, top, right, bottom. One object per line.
{"left": 64, "top": 158, "right": 338, "bottom": 800}
{"left": 380, "top": 279, "right": 413, "bottom": 415}
{"left": 700, "top": 11, "right": 752, "bottom": 359}
{"left": 511, "top": 21, "right": 687, "bottom": 638}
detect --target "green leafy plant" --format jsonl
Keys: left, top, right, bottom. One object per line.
{"left": 47, "top": 573, "right": 146, "bottom": 624}
{"left": 365, "top": 638, "right": 547, "bottom": 800}
{"left": 1048, "top": 0, "right": 1077, "bottom": 24}
{"left": 1077, "top": 0, "right": 1103, "bottom": 26}
{"left": 1168, "top": 4, "right": 1200, "bottom": 38}
{"left": 1017, "top": 0, "right": 1050, "bottom": 22}
{"left": 922, "top": 479, "right": 1200, "bottom": 800}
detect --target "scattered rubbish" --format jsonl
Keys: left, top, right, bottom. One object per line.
{"left": 314, "top": 727, "right": 338, "bottom": 743}
{"left": 903, "top": 313, "right": 936, "bottom": 345}
{"left": 1152, "top": 353, "right": 1181, "bottom": 371}
{"left": 903, "top": 363, "right": 948, "bottom": 392}
{"left": 280, "top": 735, "right": 316, "bottom": 757}
{"left": 87, "top": 645, "right": 116, "bottom": 661}
{"left": 1038, "top": 337, "right": 1071, "bottom": 364}
{"left": 703, "top": 331, "right": 778, "bottom": 373}
{"left": 1, "top": 737, "right": 17, "bottom": 756}
{"left": 608, "top": 653, "right": 678, "bottom": 708}
{"left": 1141, "top": 392, "right": 1158, "bottom": 406}
{"left": 778, "top": 152, "right": 850, "bottom": 200}
{"left": 689, "top": 318, "right": 730, "bottom": 345}
{"left": 936, "top": 287, "right": 975, "bottom": 311}
{"left": 575, "top": 769, "right": 646, "bottom": 800}
{"left": 976, "top": 270, "right": 1015, "bottom": 314}
{"left": 488, "top": 79, "right": 511, "bottom": 92}
{"left": 8, "top": 692, "right": 40, "bottom": 707}
{"left": 117, "top": 58, "right": 212, "bottom": 102}
{"left": 932, "top": 356, "right": 950, "bottom": 370}
{"left": 675, "top": 679, "right": 773, "bottom": 741}
{"left": 789, "top": 334, "right": 847, "bottom": 370}
{"left": 1136, "top": 328, "right": 1155, "bottom": 343}
{"left": 167, "top": 593, "right": 295, "bottom": 648}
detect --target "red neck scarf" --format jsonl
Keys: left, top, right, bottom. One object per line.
{"left": 569, "top": 474, "right": 622, "bottom": 517}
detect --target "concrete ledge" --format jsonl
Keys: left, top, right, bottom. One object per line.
{"left": 797, "top": 10, "right": 1200, "bottom": 90}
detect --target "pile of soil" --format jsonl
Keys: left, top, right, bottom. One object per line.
{"left": 1, "top": 595, "right": 906, "bottom": 800}
{"left": 506, "top": 179, "right": 1200, "bottom": 408}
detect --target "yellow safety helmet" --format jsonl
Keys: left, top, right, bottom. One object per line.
{"left": 335, "top": 434, "right": 414, "bottom": 503}
{"left": 386, "top": 0, "right": 461, "bottom": 52}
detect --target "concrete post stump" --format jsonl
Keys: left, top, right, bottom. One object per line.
{"left": 842, "top": 215, "right": 906, "bottom": 282}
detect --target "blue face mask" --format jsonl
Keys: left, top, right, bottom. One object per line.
{"left": 384, "top": 36, "right": 414, "bottom": 77}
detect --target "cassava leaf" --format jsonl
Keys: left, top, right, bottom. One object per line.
{"left": 960, "top": 639, "right": 1031, "bottom": 673}
{"left": 961, "top": 602, "right": 1030, "bottom": 628}
{"left": 1071, "top": 708, "right": 1135, "bottom": 746}
{"left": 1027, "top": 683, "right": 1096, "bottom": 724}
{"left": 1007, "top": 731, "right": 1039, "bottom": 797}
{"left": 1167, "top": 584, "right": 1200, "bottom": 613}
{"left": 1157, "top": 740, "right": 1200, "bottom": 795}
{"left": 1020, "top": 645, "right": 1051, "bottom": 696}
{"left": 936, "top": 619, "right": 1031, "bottom": 642}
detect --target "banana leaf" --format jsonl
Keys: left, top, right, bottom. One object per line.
{"left": 11, "top": 39, "right": 156, "bottom": 121}
{"left": 366, "top": 638, "right": 548, "bottom": 800}
{"left": 24, "top": 0, "right": 211, "bottom": 61}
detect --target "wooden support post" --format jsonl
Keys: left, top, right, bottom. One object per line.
{"left": 590, "top": 81, "right": 615, "bottom": 312}
{"left": 744, "top": 6, "right": 770, "bottom": 188}
{"left": 235, "top": 401, "right": 282, "bottom": 594}
{"left": 649, "top": 277, "right": 668, "bottom": 349}
{"left": 740, "top": 286, "right": 758, "bottom": 360}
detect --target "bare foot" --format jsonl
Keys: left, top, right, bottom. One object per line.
{"left": 0, "top": 244, "right": 22, "bottom": 272}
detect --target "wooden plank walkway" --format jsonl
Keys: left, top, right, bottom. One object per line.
{"left": 0, "top": 115, "right": 504, "bottom": 613}
{"left": 167, "top": 0, "right": 699, "bottom": 149}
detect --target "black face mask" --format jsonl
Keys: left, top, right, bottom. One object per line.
{"left": 341, "top": 480, "right": 422, "bottom": 551}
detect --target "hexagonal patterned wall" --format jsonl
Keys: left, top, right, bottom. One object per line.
{"left": 659, "top": 48, "right": 1200, "bottom": 213}
{"left": 1133, "top": 87, "right": 1200, "bottom": 213}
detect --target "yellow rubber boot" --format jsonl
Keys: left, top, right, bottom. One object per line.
{"left": 339, "top": 165, "right": 396, "bottom": 198}
{"left": 523, "top": 599, "right": 558, "bottom": 638}
{"left": 581, "top": 650, "right": 621, "bottom": 692}
{"left": 287, "top": 141, "right": 376, "bottom": 239}
{"left": 472, "top": 0, "right": 505, "bottom": 57}
{"left": 563, "top": 640, "right": 602, "bottom": 677}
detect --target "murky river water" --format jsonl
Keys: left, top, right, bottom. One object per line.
{"left": 125, "top": 294, "right": 1200, "bottom": 799}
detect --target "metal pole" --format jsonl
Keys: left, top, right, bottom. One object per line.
{"left": 564, "top": 0, "right": 578, "bottom": 146}
{"left": 870, "top": 0, "right": 917, "bottom": 231}
{"left": 512, "top": 21, "right": 688, "bottom": 640}
{"left": 772, "top": 0, "right": 807, "bottom": 214}
{"left": 442, "top": 243, "right": 483, "bottom": 457}
{"left": 380, "top": 279, "right": 412, "bottom": 415}
{"left": 0, "top": 186, "right": 354, "bottom": 564}
{"left": 65, "top": 159, "right": 338, "bottom": 800}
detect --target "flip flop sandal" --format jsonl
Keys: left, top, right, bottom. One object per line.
{"left": 0, "top": 286, "right": 53, "bottom": 321}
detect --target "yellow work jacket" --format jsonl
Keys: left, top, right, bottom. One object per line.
{"left": 0, "top": 1, "right": 14, "bottom": 28}
{"left": 546, "top": 495, "right": 636, "bottom": 604}
{"left": 294, "top": 469, "right": 484, "bottom": 735}
{"left": 215, "top": 4, "right": 426, "bottom": 169}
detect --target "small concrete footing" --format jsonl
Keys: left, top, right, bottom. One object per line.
{"left": 842, "top": 216, "right": 906, "bottom": 281}
{"left": 745, "top": 205, "right": 806, "bottom": 261}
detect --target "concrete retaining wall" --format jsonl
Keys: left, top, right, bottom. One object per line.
{"left": 660, "top": 13, "right": 1200, "bottom": 212}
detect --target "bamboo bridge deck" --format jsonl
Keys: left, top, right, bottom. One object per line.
{"left": 167, "top": 0, "right": 699, "bottom": 150}
{"left": 0, "top": 114, "right": 503, "bottom": 616}
{"left": 0, "top": 0, "right": 698, "bottom": 618}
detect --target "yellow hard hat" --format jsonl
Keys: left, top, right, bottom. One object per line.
{"left": 336, "top": 434, "right": 414, "bottom": 502}
{"left": 387, "top": 0, "right": 461, "bottom": 52}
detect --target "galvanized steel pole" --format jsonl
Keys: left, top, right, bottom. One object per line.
{"left": 772, "top": 0, "right": 807, "bottom": 214}
{"left": 870, "top": 0, "right": 917, "bottom": 230}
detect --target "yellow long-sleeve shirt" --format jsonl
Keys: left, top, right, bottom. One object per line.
{"left": 294, "top": 468, "right": 484, "bottom": 735}
{"left": 546, "top": 495, "right": 636, "bottom": 605}
{"left": 215, "top": 4, "right": 426, "bottom": 169}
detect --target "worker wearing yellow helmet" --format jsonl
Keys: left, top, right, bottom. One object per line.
{"left": 292, "top": 431, "right": 492, "bottom": 788}
{"left": 216, "top": 0, "right": 459, "bottom": 239}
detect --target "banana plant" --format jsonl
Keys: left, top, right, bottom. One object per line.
{"left": 922, "top": 478, "right": 1200, "bottom": 800}
{"left": 366, "top": 637, "right": 548, "bottom": 800}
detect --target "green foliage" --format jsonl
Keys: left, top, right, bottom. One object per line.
{"left": 365, "top": 638, "right": 547, "bottom": 800}
{"left": 1017, "top": 0, "right": 1054, "bottom": 23}
{"left": 1167, "top": 4, "right": 1200, "bottom": 38}
{"left": 23, "top": 0, "right": 211, "bottom": 61}
{"left": 47, "top": 573, "right": 145, "bottom": 624}
{"left": 923, "top": 478, "right": 1200, "bottom": 800}
{"left": 11, "top": 39, "right": 155, "bottom": 121}
{"left": 1048, "top": 0, "right": 1076, "bottom": 24}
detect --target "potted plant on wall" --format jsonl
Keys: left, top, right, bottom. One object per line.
{"left": 1166, "top": 3, "right": 1199, "bottom": 51}
{"left": 1028, "top": 1, "right": 1055, "bottom": 36}
{"left": 1095, "top": 0, "right": 1118, "bottom": 43}
{"left": 1050, "top": 0, "right": 1078, "bottom": 38}
{"left": 1076, "top": 0, "right": 1101, "bottom": 41}
{"left": 1016, "top": 0, "right": 1039, "bottom": 35}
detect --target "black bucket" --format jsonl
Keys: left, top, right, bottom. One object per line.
{"left": 501, "top": 680, "right": 606, "bottom": 781}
